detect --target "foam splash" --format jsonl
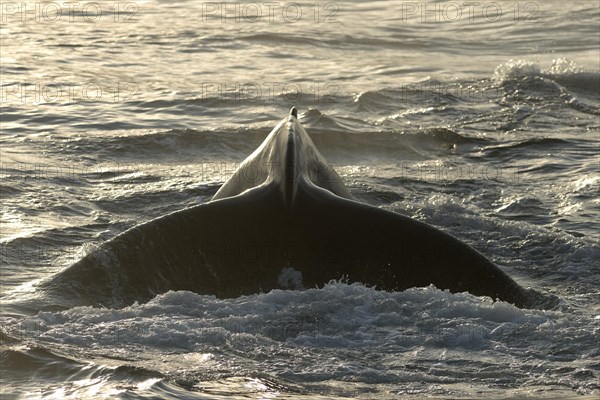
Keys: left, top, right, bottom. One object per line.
{"left": 545, "top": 57, "right": 585, "bottom": 76}
{"left": 493, "top": 58, "right": 591, "bottom": 84}
{"left": 493, "top": 59, "right": 541, "bottom": 83}
{"left": 2, "top": 283, "right": 598, "bottom": 398}
{"left": 277, "top": 266, "right": 304, "bottom": 289}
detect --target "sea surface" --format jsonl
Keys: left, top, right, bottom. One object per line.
{"left": 1, "top": 0, "right": 599, "bottom": 398}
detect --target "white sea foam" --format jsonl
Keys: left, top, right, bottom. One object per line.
{"left": 2, "top": 283, "right": 598, "bottom": 397}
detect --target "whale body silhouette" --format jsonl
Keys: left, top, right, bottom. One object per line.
{"left": 44, "top": 108, "right": 557, "bottom": 309}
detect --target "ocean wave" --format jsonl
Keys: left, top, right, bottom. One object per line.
{"left": 0, "top": 345, "right": 169, "bottom": 399}
{"left": 493, "top": 58, "right": 600, "bottom": 93}
{"left": 1, "top": 282, "right": 598, "bottom": 397}
{"left": 23, "top": 113, "right": 488, "bottom": 166}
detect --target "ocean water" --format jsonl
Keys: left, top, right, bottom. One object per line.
{"left": 1, "top": 0, "right": 599, "bottom": 398}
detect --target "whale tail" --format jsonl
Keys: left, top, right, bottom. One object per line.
{"left": 39, "top": 108, "right": 559, "bottom": 310}
{"left": 43, "top": 174, "right": 557, "bottom": 309}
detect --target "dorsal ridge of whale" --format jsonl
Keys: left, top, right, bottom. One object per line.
{"left": 212, "top": 107, "right": 353, "bottom": 207}
{"left": 284, "top": 113, "right": 299, "bottom": 208}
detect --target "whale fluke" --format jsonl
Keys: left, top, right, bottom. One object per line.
{"left": 41, "top": 109, "right": 558, "bottom": 309}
